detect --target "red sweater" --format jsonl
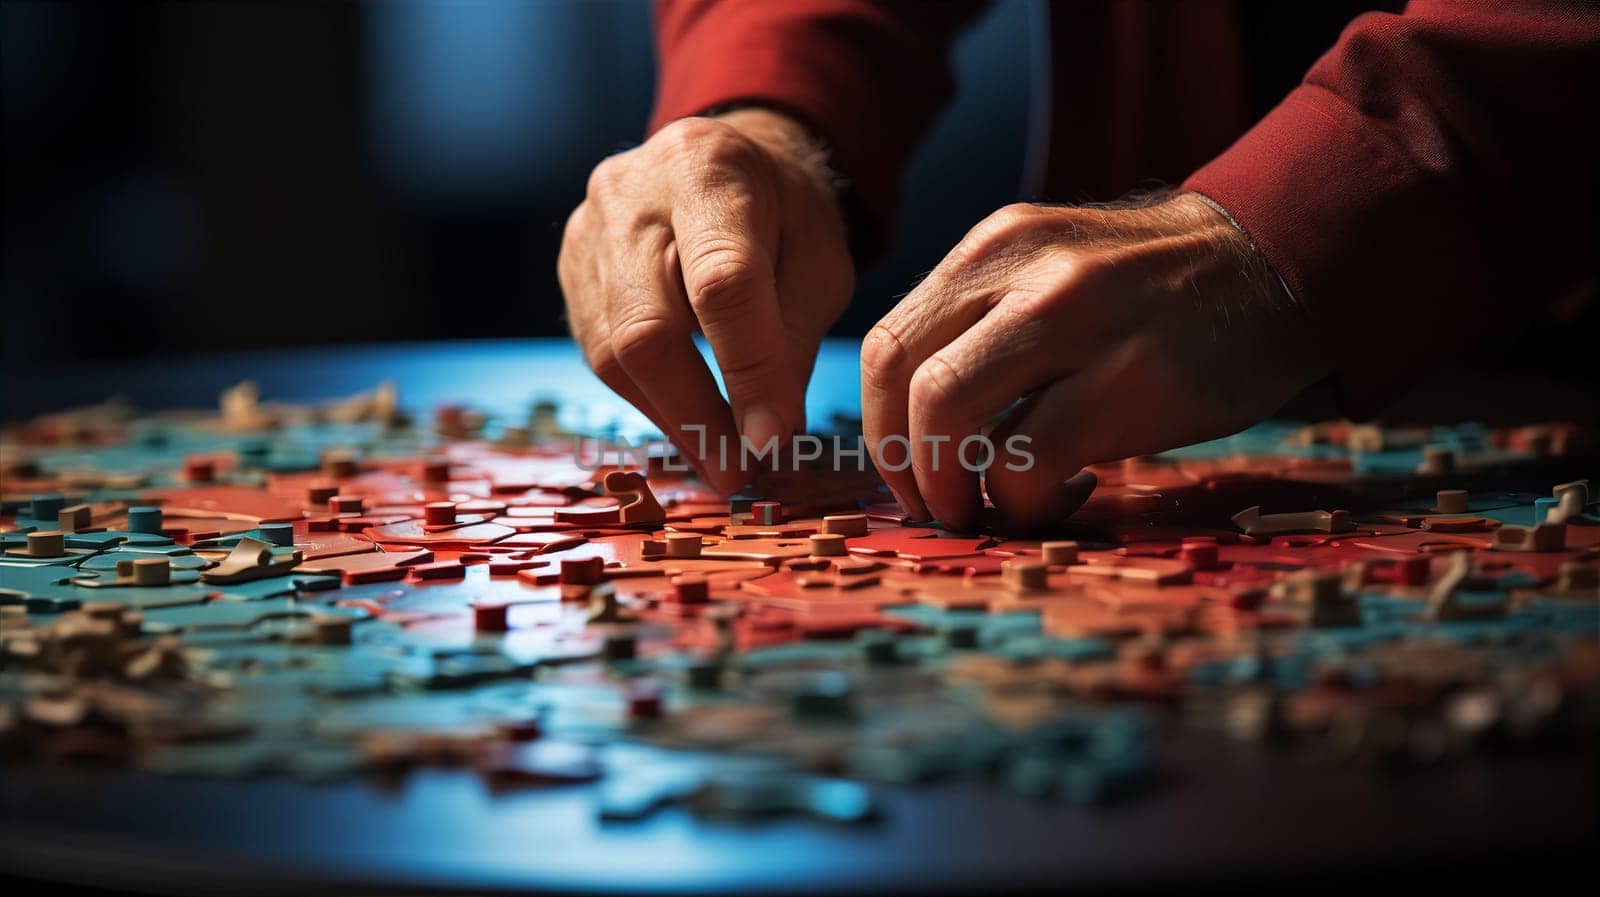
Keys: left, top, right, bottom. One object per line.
{"left": 649, "top": 1, "right": 1599, "bottom": 416}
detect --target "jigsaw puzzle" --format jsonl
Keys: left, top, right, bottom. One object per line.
{"left": 1, "top": 384, "right": 1596, "bottom": 824}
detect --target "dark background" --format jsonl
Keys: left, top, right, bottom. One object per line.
{"left": 1, "top": 0, "right": 1040, "bottom": 366}
{"left": 2, "top": 0, "right": 1593, "bottom": 408}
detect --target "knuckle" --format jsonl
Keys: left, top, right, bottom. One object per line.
{"left": 1058, "top": 250, "right": 1120, "bottom": 292}
{"left": 699, "top": 131, "right": 761, "bottom": 174}
{"left": 558, "top": 212, "right": 595, "bottom": 278}
{"left": 719, "top": 356, "right": 782, "bottom": 400}
{"left": 967, "top": 203, "right": 1042, "bottom": 246}
{"left": 859, "top": 323, "right": 909, "bottom": 390}
{"left": 585, "top": 158, "right": 626, "bottom": 202}
{"left": 610, "top": 313, "right": 675, "bottom": 367}
{"left": 577, "top": 336, "right": 623, "bottom": 382}
{"left": 586, "top": 350, "right": 626, "bottom": 388}
{"left": 658, "top": 118, "right": 763, "bottom": 176}
{"left": 908, "top": 354, "right": 965, "bottom": 421}
{"left": 948, "top": 222, "right": 1010, "bottom": 271}
{"left": 942, "top": 234, "right": 989, "bottom": 273}
{"left": 993, "top": 202, "right": 1041, "bottom": 225}
{"left": 556, "top": 254, "right": 589, "bottom": 309}
{"left": 556, "top": 253, "right": 577, "bottom": 297}
{"left": 560, "top": 203, "right": 589, "bottom": 246}
{"left": 998, "top": 289, "right": 1057, "bottom": 329}
{"left": 654, "top": 116, "right": 723, "bottom": 152}
{"left": 685, "top": 246, "right": 759, "bottom": 315}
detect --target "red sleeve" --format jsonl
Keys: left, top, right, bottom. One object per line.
{"left": 1183, "top": 0, "right": 1600, "bottom": 418}
{"left": 650, "top": 0, "right": 987, "bottom": 258}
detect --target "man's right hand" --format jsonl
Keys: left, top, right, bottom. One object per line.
{"left": 558, "top": 109, "right": 854, "bottom": 493}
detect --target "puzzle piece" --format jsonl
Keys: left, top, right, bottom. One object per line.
{"left": 293, "top": 547, "right": 434, "bottom": 585}
{"left": 199, "top": 538, "right": 303, "bottom": 584}
{"left": 4, "top": 560, "right": 216, "bottom": 611}
{"left": 553, "top": 470, "right": 665, "bottom": 526}
{"left": 71, "top": 555, "right": 201, "bottom": 588}
{"left": 1232, "top": 505, "right": 1356, "bottom": 537}
{"left": 139, "top": 595, "right": 369, "bottom": 635}
{"left": 3, "top": 382, "right": 1597, "bottom": 829}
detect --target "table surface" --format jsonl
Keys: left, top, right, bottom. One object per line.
{"left": 2, "top": 340, "right": 1595, "bottom": 894}
{"left": 0, "top": 338, "right": 865, "bottom": 437}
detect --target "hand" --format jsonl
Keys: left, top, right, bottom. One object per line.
{"left": 861, "top": 194, "right": 1331, "bottom": 531}
{"left": 559, "top": 109, "right": 854, "bottom": 493}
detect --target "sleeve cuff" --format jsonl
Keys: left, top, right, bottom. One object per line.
{"left": 1183, "top": 84, "right": 1495, "bottom": 420}
{"left": 650, "top": 3, "right": 957, "bottom": 261}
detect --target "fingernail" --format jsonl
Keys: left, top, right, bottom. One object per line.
{"left": 740, "top": 405, "right": 785, "bottom": 453}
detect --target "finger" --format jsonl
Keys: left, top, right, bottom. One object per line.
{"left": 600, "top": 225, "right": 745, "bottom": 493}
{"left": 989, "top": 469, "right": 1097, "bottom": 536}
{"left": 860, "top": 264, "right": 1003, "bottom": 521}
{"left": 775, "top": 228, "right": 854, "bottom": 436}
{"left": 559, "top": 206, "right": 676, "bottom": 439}
{"left": 579, "top": 334, "right": 712, "bottom": 481}
{"left": 566, "top": 266, "right": 720, "bottom": 485}
{"left": 671, "top": 183, "right": 802, "bottom": 458}
{"left": 907, "top": 305, "right": 1075, "bottom": 532}
{"left": 983, "top": 357, "right": 1131, "bottom": 527}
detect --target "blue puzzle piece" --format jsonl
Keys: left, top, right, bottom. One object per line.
{"left": 79, "top": 546, "right": 209, "bottom": 571}
{"left": 66, "top": 530, "right": 176, "bottom": 550}
{"left": 139, "top": 595, "right": 367, "bottom": 634}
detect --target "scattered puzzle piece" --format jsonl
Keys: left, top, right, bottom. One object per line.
{"left": 1, "top": 383, "right": 1596, "bottom": 832}
{"left": 199, "top": 537, "right": 303, "bottom": 584}
{"left": 1231, "top": 505, "right": 1356, "bottom": 537}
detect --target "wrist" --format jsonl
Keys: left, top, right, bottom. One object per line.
{"left": 712, "top": 107, "right": 820, "bottom": 155}
{"left": 1171, "top": 191, "right": 1333, "bottom": 385}
{"left": 711, "top": 107, "right": 846, "bottom": 224}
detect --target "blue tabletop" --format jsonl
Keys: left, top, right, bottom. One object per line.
{"left": 1, "top": 338, "right": 865, "bottom": 435}
{"left": 2, "top": 339, "right": 1593, "bottom": 893}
